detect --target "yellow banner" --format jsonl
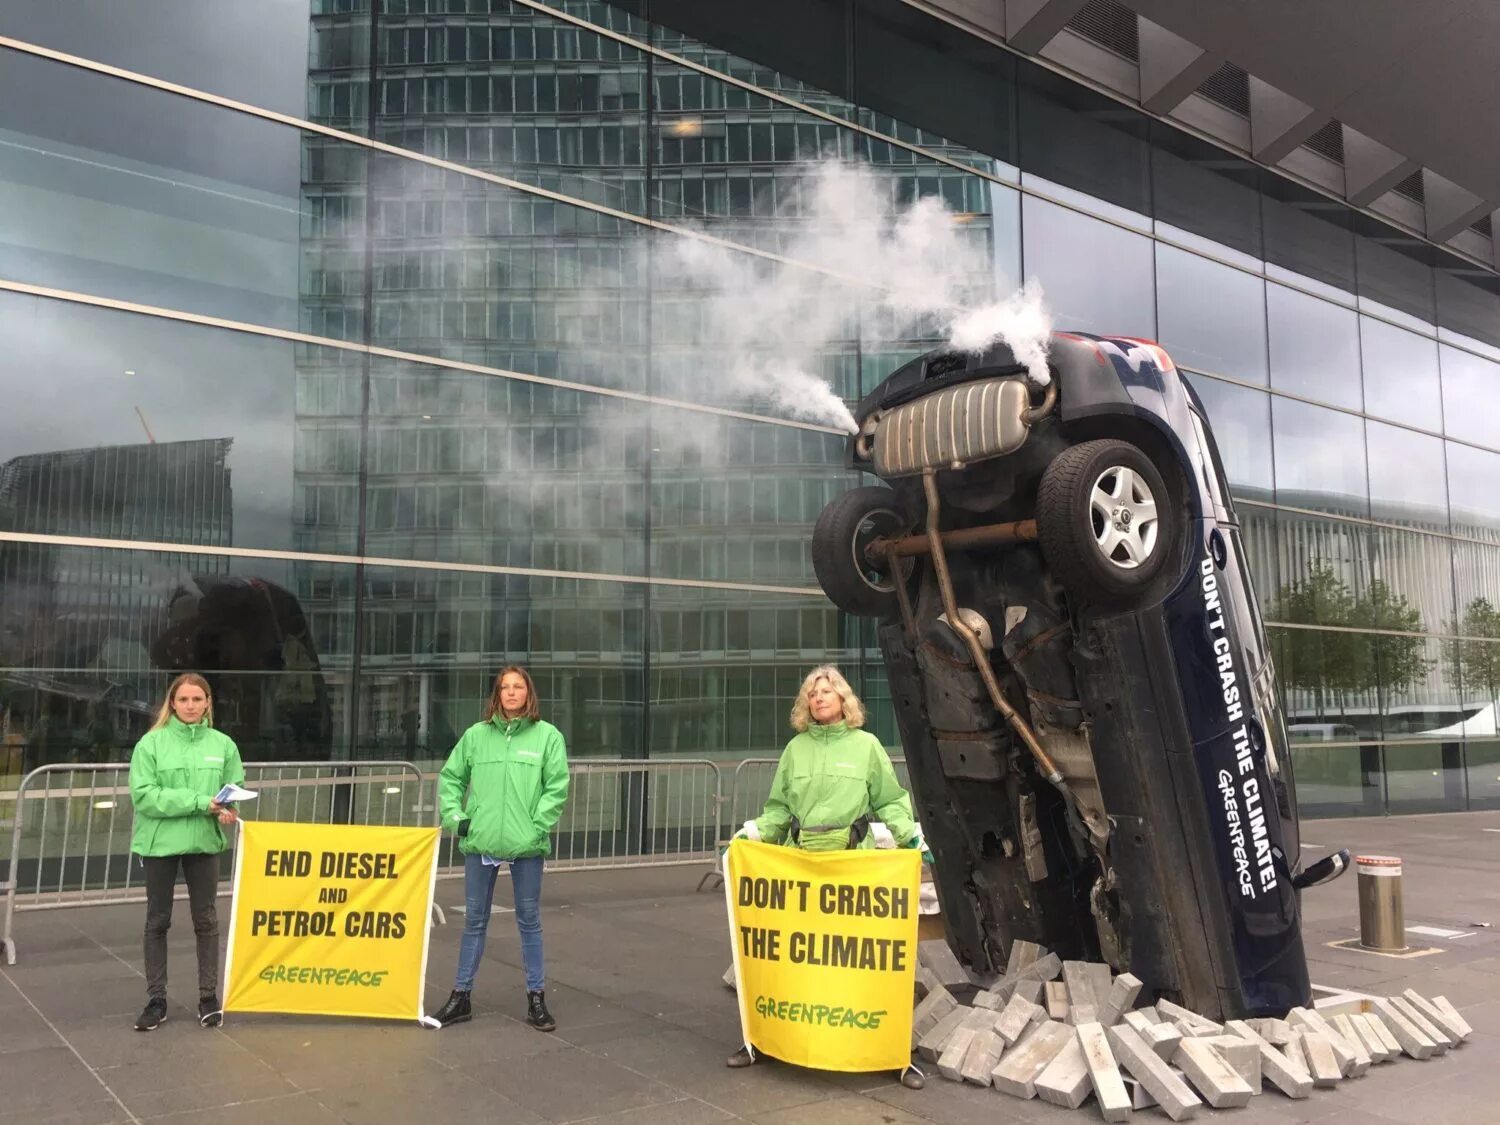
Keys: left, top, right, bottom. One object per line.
{"left": 223, "top": 821, "right": 441, "bottom": 1022}
{"left": 725, "top": 839, "right": 919, "bottom": 1072}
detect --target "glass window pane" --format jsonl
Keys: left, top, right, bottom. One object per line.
{"left": 0, "top": 50, "right": 325, "bottom": 332}
{"left": 1383, "top": 741, "right": 1465, "bottom": 812}
{"left": 1272, "top": 399, "right": 1368, "bottom": 518}
{"left": 1352, "top": 220, "right": 1435, "bottom": 330}
{"left": 0, "top": 289, "right": 357, "bottom": 556}
{"left": 1150, "top": 125, "right": 1262, "bottom": 264}
{"left": 1464, "top": 740, "right": 1500, "bottom": 810}
{"left": 1156, "top": 245, "right": 1267, "bottom": 383}
{"left": 1022, "top": 196, "right": 1155, "bottom": 338}
{"left": 1446, "top": 442, "right": 1500, "bottom": 543}
{"left": 1287, "top": 742, "right": 1383, "bottom": 817}
{"left": 1267, "top": 284, "right": 1361, "bottom": 410}
{"left": 1261, "top": 178, "right": 1355, "bottom": 297}
{"left": 0, "top": 546, "right": 351, "bottom": 765}
{"left": 1360, "top": 318, "right": 1441, "bottom": 432}
{"left": 1436, "top": 269, "right": 1500, "bottom": 355}
{"left": 1018, "top": 64, "right": 1150, "bottom": 215}
{"left": 1440, "top": 344, "right": 1500, "bottom": 449}
{"left": 1275, "top": 624, "right": 1383, "bottom": 747}
{"left": 0, "top": 5, "right": 336, "bottom": 124}
{"left": 1365, "top": 422, "right": 1448, "bottom": 529}
{"left": 650, "top": 0, "right": 849, "bottom": 101}
{"left": 854, "top": 0, "right": 1016, "bottom": 167}
{"left": 1183, "top": 376, "right": 1273, "bottom": 500}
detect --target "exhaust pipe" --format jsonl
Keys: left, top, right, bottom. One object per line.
{"left": 921, "top": 470, "right": 1065, "bottom": 787}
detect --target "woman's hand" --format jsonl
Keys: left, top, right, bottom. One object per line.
{"left": 216, "top": 807, "right": 238, "bottom": 826}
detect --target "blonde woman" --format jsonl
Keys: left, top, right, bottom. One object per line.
{"left": 727, "top": 666, "right": 929, "bottom": 1084}
{"left": 128, "top": 673, "right": 244, "bottom": 1031}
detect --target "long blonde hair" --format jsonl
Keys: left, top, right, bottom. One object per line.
{"left": 150, "top": 673, "right": 214, "bottom": 731}
{"left": 789, "top": 665, "right": 865, "bottom": 732}
{"left": 482, "top": 665, "right": 542, "bottom": 722}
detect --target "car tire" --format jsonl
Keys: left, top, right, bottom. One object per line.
{"left": 811, "top": 487, "right": 914, "bottom": 618}
{"left": 1037, "top": 438, "right": 1175, "bottom": 605}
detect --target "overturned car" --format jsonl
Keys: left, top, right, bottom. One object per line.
{"left": 811, "top": 333, "right": 1346, "bottom": 1020}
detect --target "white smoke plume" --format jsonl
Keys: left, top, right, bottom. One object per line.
{"left": 653, "top": 160, "right": 1053, "bottom": 434}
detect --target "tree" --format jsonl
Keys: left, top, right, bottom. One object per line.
{"left": 1445, "top": 597, "right": 1500, "bottom": 709}
{"left": 1272, "top": 561, "right": 1428, "bottom": 721}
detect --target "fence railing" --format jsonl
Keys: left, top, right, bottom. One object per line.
{"left": 1, "top": 753, "right": 902, "bottom": 964}
{"left": 1, "top": 760, "right": 427, "bottom": 965}
{"left": 433, "top": 758, "right": 724, "bottom": 876}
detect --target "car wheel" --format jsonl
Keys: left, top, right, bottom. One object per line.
{"left": 811, "top": 487, "right": 914, "bottom": 618}
{"left": 1037, "top": 438, "right": 1175, "bottom": 605}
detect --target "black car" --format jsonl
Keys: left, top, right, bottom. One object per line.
{"left": 811, "top": 332, "right": 1347, "bottom": 1021}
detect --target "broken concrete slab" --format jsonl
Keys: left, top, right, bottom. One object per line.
{"left": 1046, "top": 980, "right": 1070, "bottom": 1021}
{"left": 918, "top": 939, "right": 969, "bottom": 990}
{"left": 991, "top": 1020, "right": 1074, "bottom": 1099}
{"left": 1005, "top": 939, "right": 1045, "bottom": 976}
{"left": 1402, "top": 991, "right": 1467, "bottom": 1044}
{"left": 1069, "top": 1004, "right": 1099, "bottom": 1027}
{"left": 914, "top": 962, "right": 940, "bottom": 1000}
{"left": 1371, "top": 998, "right": 1437, "bottom": 1060}
{"left": 1076, "top": 1021, "right": 1133, "bottom": 1122}
{"left": 1391, "top": 996, "right": 1456, "bottom": 1051}
{"left": 937, "top": 1025, "right": 979, "bottom": 1082}
{"left": 1012, "top": 978, "right": 1045, "bottom": 1006}
{"left": 1035, "top": 1034, "right": 1092, "bottom": 1109}
{"left": 1287, "top": 1007, "right": 1361, "bottom": 1065}
{"left": 1329, "top": 1014, "right": 1372, "bottom": 1074}
{"left": 912, "top": 985, "right": 959, "bottom": 1043}
{"left": 1174, "top": 1037, "right": 1253, "bottom": 1108}
{"left": 961, "top": 1029, "right": 1006, "bottom": 1086}
{"left": 972, "top": 988, "right": 1005, "bottom": 1011}
{"left": 1429, "top": 995, "right": 1474, "bottom": 1041}
{"left": 1122, "top": 1074, "right": 1158, "bottom": 1110}
{"left": 1014, "top": 951, "right": 1063, "bottom": 983}
{"left": 1157, "top": 999, "right": 1221, "bottom": 1035}
{"left": 1223, "top": 1020, "right": 1312, "bottom": 1099}
{"left": 1204, "top": 1035, "right": 1261, "bottom": 1094}
{"left": 1346, "top": 1012, "right": 1394, "bottom": 1063}
{"left": 1146, "top": 1021, "right": 1185, "bottom": 1062}
{"left": 1294, "top": 1031, "right": 1342, "bottom": 1087}
{"left": 1357, "top": 1009, "right": 1403, "bottom": 1059}
{"left": 1107, "top": 1022, "right": 1200, "bottom": 1121}
{"left": 1122, "top": 1010, "right": 1157, "bottom": 1037}
{"left": 917, "top": 1005, "right": 970, "bottom": 1062}
{"left": 1062, "top": 961, "right": 1099, "bottom": 1012}
{"left": 995, "top": 993, "right": 1048, "bottom": 1046}
{"left": 1100, "top": 972, "right": 1143, "bottom": 1027}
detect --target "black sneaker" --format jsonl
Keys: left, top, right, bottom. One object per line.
{"left": 526, "top": 989, "right": 556, "bottom": 1032}
{"left": 198, "top": 996, "right": 223, "bottom": 1028}
{"left": 434, "top": 989, "right": 472, "bottom": 1028}
{"left": 134, "top": 998, "right": 167, "bottom": 1032}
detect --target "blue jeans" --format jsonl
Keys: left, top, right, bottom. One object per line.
{"left": 455, "top": 852, "right": 545, "bottom": 993}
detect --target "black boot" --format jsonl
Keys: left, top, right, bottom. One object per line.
{"left": 434, "top": 989, "right": 472, "bottom": 1027}
{"left": 526, "top": 989, "right": 556, "bottom": 1032}
{"left": 726, "top": 1045, "right": 756, "bottom": 1068}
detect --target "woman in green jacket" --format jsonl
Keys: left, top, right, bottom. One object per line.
{"left": 128, "top": 673, "right": 244, "bottom": 1031}
{"left": 726, "top": 664, "right": 929, "bottom": 1086}
{"left": 433, "top": 665, "right": 569, "bottom": 1031}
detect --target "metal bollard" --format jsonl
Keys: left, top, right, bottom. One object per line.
{"left": 1356, "top": 854, "right": 1406, "bottom": 952}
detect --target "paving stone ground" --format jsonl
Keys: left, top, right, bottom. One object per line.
{"left": 3, "top": 811, "right": 1500, "bottom": 1123}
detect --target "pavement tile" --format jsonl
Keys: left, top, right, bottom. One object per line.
{"left": 310, "top": 1066, "right": 547, "bottom": 1125}
{"left": 751, "top": 1094, "right": 929, "bottom": 1125}
{"left": 135, "top": 1091, "right": 348, "bottom": 1124}
{"left": 461, "top": 1045, "right": 680, "bottom": 1122}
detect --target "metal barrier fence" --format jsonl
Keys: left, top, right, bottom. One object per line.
{"left": 1, "top": 753, "right": 899, "bottom": 962}
{"left": 433, "top": 758, "right": 724, "bottom": 877}
{"left": 696, "top": 755, "right": 910, "bottom": 891}
{"left": 1, "top": 760, "right": 427, "bottom": 965}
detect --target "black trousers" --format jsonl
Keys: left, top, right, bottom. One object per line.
{"left": 142, "top": 853, "right": 220, "bottom": 1001}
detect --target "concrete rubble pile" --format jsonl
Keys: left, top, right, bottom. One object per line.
{"left": 907, "top": 939, "right": 1473, "bottom": 1120}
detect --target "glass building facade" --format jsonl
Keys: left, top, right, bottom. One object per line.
{"left": 4, "top": 0, "right": 1500, "bottom": 817}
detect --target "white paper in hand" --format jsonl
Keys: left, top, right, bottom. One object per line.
{"left": 214, "top": 783, "right": 259, "bottom": 804}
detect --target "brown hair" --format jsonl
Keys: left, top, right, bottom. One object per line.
{"left": 789, "top": 664, "right": 865, "bottom": 732}
{"left": 150, "top": 673, "right": 215, "bottom": 731}
{"left": 482, "top": 665, "right": 541, "bottom": 722}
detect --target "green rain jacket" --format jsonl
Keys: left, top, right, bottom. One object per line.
{"left": 129, "top": 717, "right": 245, "bottom": 858}
{"left": 752, "top": 722, "right": 919, "bottom": 852}
{"left": 439, "top": 716, "right": 569, "bottom": 859}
